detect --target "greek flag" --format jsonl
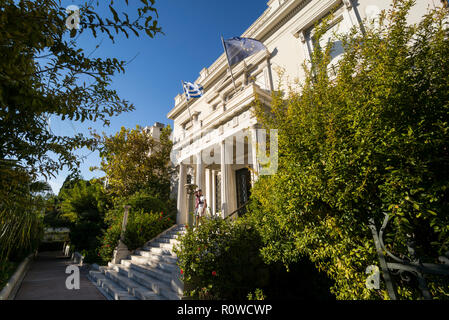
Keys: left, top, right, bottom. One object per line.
{"left": 182, "top": 81, "right": 204, "bottom": 101}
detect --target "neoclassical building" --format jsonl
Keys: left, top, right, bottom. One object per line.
{"left": 168, "top": 0, "right": 443, "bottom": 225}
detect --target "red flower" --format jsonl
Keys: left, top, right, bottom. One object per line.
{"left": 212, "top": 271, "right": 217, "bottom": 277}
{"left": 180, "top": 269, "right": 184, "bottom": 275}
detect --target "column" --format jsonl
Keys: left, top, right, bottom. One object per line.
{"left": 221, "top": 138, "right": 235, "bottom": 218}
{"left": 220, "top": 140, "right": 229, "bottom": 218}
{"left": 177, "top": 163, "right": 187, "bottom": 225}
{"left": 195, "top": 152, "right": 205, "bottom": 191}
{"left": 250, "top": 126, "right": 260, "bottom": 185}
{"left": 205, "top": 168, "right": 212, "bottom": 216}
{"left": 342, "top": 0, "right": 360, "bottom": 27}
{"left": 211, "top": 170, "right": 217, "bottom": 216}
{"left": 263, "top": 50, "right": 274, "bottom": 91}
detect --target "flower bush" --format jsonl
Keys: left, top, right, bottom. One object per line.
{"left": 175, "top": 217, "right": 267, "bottom": 300}
{"left": 97, "top": 222, "right": 122, "bottom": 264}
{"left": 175, "top": 217, "right": 333, "bottom": 300}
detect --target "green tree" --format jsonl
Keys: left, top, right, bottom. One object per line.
{"left": 59, "top": 179, "right": 109, "bottom": 223}
{"left": 58, "top": 179, "right": 110, "bottom": 260}
{"left": 251, "top": 0, "right": 449, "bottom": 299}
{"left": 0, "top": 0, "right": 162, "bottom": 179}
{"left": 0, "top": 161, "right": 47, "bottom": 263}
{"left": 94, "top": 125, "right": 174, "bottom": 200}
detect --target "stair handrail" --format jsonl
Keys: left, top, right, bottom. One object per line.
{"left": 224, "top": 200, "right": 250, "bottom": 220}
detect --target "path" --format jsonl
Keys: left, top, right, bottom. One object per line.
{"left": 14, "top": 251, "right": 105, "bottom": 300}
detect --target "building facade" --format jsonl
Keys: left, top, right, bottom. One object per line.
{"left": 168, "top": 0, "right": 443, "bottom": 225}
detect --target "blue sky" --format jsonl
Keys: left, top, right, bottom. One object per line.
{"left": 47, "top": 0, "right": 268, "bottom": 194}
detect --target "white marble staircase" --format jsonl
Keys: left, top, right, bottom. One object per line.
{"left": 88, "top": 224, "right": 186, "bottom": 300}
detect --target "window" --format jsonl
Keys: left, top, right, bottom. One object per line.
{"left": 304, "top": 3, "right": 352, "bottom": 76}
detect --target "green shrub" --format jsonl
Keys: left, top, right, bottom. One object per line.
{"left": 59, "top": 180, "right": 109, "bottom": 224}
{"left": 69, "top": 221, "right": 104, "bottom": 258}
{"left": 97, "top": 211, "right": 174, "bottom": 264}
{"left": 0, "top": 164, "right": 45, "bottom": 264}
{"left": 124, "top": 211, "right": 174, "bottom": 251}
{"left": 96, "top": 188, "right": 176, "bottom": 265}
{"left": 175, "top": 217, "right": 333, "bottom": 300}
{"left": 105, "top": 190, "right": 174, "bottom": 224}
{"left": 251, "top": 1, "right": 449, "bottom": 299}
{"left": 97, "top": 222, "right": 122, "bottom": 264}
{"left": 175, "top": 217, "right": 267, "bottom": 300}
{"left": 0, "top": 260, "right": 18, "bottom": 291}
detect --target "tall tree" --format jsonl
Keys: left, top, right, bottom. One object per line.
{"left": 251, "top": 0, "right": 449, "bottom": 299}
{"left": 0, "top": 0, "right": 162, "bottom": 179}
{"left": 93, "top": 125, "right": 173, "bottom": 200}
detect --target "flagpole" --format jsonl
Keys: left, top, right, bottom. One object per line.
{"left": 221, "top": 35, "right": 237, "bottom": 93}
{"left": 181, "top": 80, "right": 194, "bottom": 125}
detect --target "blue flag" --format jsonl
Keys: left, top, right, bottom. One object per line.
{"left": 182, "top": 81, "right": 204, "bottom": 101}
{"left": 223, "top": 37, "right": 266, "bottom": 67}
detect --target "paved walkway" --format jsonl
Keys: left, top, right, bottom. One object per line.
{"left": 14, "top": 251, "right": 105, "bottom": 300}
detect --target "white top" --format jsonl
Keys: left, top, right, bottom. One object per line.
{"left": 198, "top": 196, "right": 205, "bottom": 210}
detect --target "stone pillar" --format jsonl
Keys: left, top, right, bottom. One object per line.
{"left": 112, "top": 205, "right": 131, "bottom": 264}
{"left": 342, "top": 0, "right": 359, "bottom": 26}
{"left": 250, "top": 126, "right": 260, "bottom": 184}
{"left": 220, "top": 138, "right": 234, "bottom": 218}
{"left": 195, "top": 152, "right": 204, "bottom": 191}
{"left": 211, "top": 170, "right": 217, "bottom": 216}
{"left": 220, "top": 140, "right": 228, "bottom": 218}
{"left": 205, "top": 168, "right": 212, "bottom": 216}
{"left": 228, "top": 165, "right": 237, "bottom": 215}
{"left": 177, "top": 163, "right": 187, "bottom": 225}
{"left": 263, "top": 50, "right": 274, "bottom": 91}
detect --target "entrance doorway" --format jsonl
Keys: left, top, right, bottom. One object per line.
{"left": 235, "top": 168, "right": 251, "bottom": 215}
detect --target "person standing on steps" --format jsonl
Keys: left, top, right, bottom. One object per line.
{"left": 194, "top": 190, "right": 199, "bottom": 227}
{"left": 194, "top": 189, "right": 207, "bottom": 227}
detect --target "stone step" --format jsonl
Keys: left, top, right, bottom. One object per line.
{"left": 102, "top": 269, "right": 160, "bottom": 300}
{"left": 129, "top": 269, "right": 181, "bottom": 301}
{"left": 138, "top": 247, "right": 176, "bottom": 257}
{"left": 129, "top": 256, "right": 177, "bottom": 273}
{"left": 148, "top": 241, "right": 177, "bottom": 250}
{"left": 170, "top": 228, "right": 186, "bottom": 234}
{"left": 89, "top": 271, "right": 137, "bottom": 300}
{"left": 154, "top": 237, "right": 180, "bottom": 245}
{"left": 89, "top": 225, "right": 185, "bottom": 300}
{"left": 121, "top": 260, "right": 172, "bottom": 286}
{"left": 110, "top": 264, "right": 180, "bottom": 300}
{"left": 160, "top": 233, "right": 184, "bottom": 240}
{"left": 170, "top": 271, "right": 184, "bottom": 296}
{"left": 160, "top": 231, "right": 185, "bottom": 239}
{"left": 131, "top": 253, "right": 178, "bottom": 265}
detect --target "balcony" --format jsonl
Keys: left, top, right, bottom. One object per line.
{"left": 172, "top": 83, "right": 272, "bottom": 163}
